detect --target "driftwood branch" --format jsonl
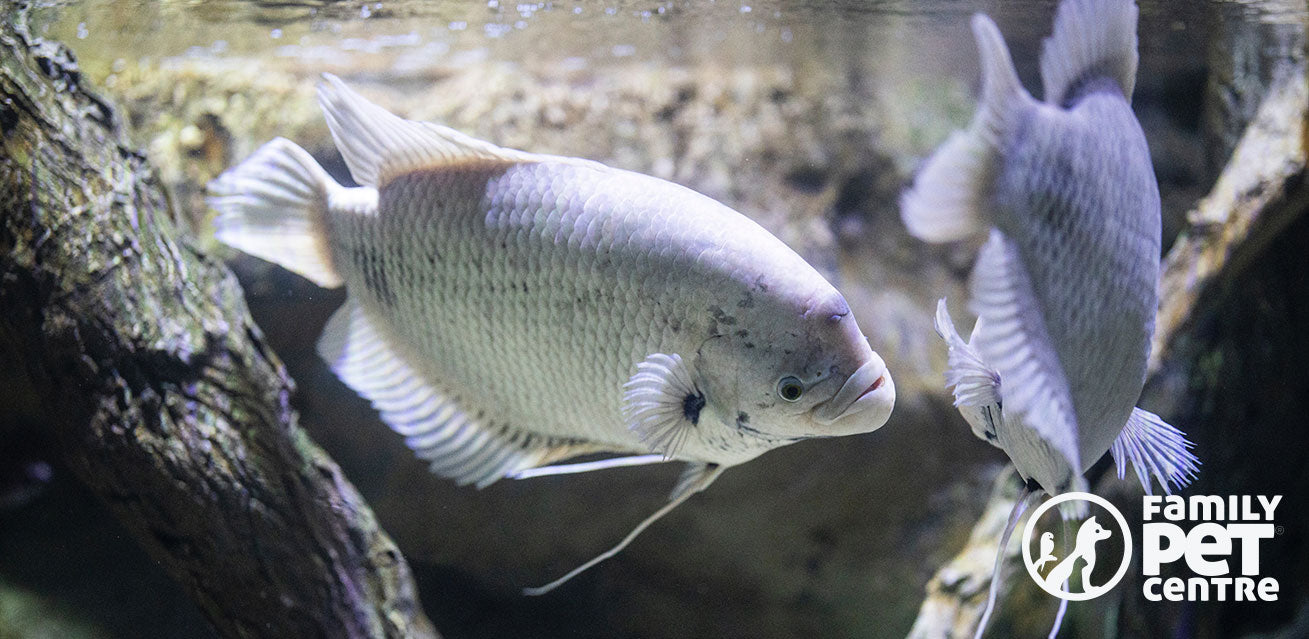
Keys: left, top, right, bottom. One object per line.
{"left": 0, "top": 3, "right": 436, "bottom": 638}
{"left": 907, "top": 50, "right": 1308, "bottom": 639}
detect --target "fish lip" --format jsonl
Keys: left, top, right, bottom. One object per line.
{"left": 811, "top": 354, "right": 895, "bottom": 428}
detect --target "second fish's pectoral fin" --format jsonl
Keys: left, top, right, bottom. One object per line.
{"left": 1111, "top": 408, "right": 1201, "bottom": 496}
{"left": 316, "top": 73, "right": 574, "bottom": 188}
{"left": 971, "top": 231, "right": 1082, "bottom": 476}
{"left": 934, "top": 298, "right": 1002, "bottom": 443}
{"left": 622, "top": 353, "right": 704, "bottom": 460}
{"left": 318, "top": 299, "right": 572, "bottom": 488}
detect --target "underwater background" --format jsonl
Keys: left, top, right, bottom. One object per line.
{"left": 1, "top": 1, "right": 1306, "bottom": 637}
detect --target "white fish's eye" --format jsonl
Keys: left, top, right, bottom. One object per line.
{"left": 777, "top": 376, "right": 804, "bottom": 402}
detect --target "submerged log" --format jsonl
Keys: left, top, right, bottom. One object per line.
{"left": 0, "top": 3, "right": 436, "bottom": 638}
{"left": 907, "top": 53, "right": 1308, "bottom": 638}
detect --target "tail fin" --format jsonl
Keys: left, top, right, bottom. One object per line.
{"left": 1040, "top": 0, "right": 1139, "bottom": 105}
{"left": 900, "top": 14, "right": 1028, "bottom": 243}
{"left": 208, "top": 138, "right": 344, "bottom": 288}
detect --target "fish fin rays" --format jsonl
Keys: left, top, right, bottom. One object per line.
{"left": 208, "top": 137, "right": 345, "bottom": 287}
{"left": 622, "top": 352, "right": 703, "bottom": 459}
{"left": 507, "top": 454, "right": 669, "bottom": 479}
{"left": 972, "top": 13, "right": 1028, "bottom": 138}
{"left": 1040, "top": 0, "right": 1139, "bottom": 105}
{"left": 318, "top": 299, "right": 574, "bottom": 487}
{"left": 935, "top": 298, "right": 1004, "bottom": 444}
{"left": 971, "top": 231, "right": 1082, "bottom": 481}
{"left": 1111, "top": 407, "right": 1200, "bottom": 495}
{"left": 900, "top": 15, "right": 1030, "bottom": 243}
{"left": 899, "top": 127, "right": 995, "bottom": 242}
{"left": 524, "top": 463, "right": 725, "bottom": 596}
{"left": 316, "top": 73, "right": 539, "bottom": 188}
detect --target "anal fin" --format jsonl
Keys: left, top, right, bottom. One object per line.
{"left": 1111, "top": 408, "right": 1200, "bottom": 495}
{"left": 318, "top": 299, "right": 570, "bottom": 488}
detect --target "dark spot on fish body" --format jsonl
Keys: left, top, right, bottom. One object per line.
{"left": 682, "top": 391, "right": 705, "bottom": 426}
{"left": 1058, "top": 74, "right": 1124, "bottom": 110}
{"left": 707, "top": 305, "right": 737, "bottom": 336}
{"left": 735, "top": 412, "right": 750, "bottom": 429}
{"left": 744, "top": 342, "right": 754, "bottom": 349}
{"left": 983, "top": 405, "right": 999, "bottom": 441}
{"left": 734, "top": 329, "right": 749, "bottom": 338}
{"left": 737, "top": 291, "right": 755, "bottom": 308}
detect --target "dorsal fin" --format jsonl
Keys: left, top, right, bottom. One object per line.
{"left": 315, "top": 73, "right": 538, "bottom": 187}
{"left": 1039, "top": 0, "right": 1139, "bottom": 106}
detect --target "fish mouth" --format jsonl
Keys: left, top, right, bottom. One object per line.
{"left": 811, "top": 353, "right": 895, "bottom": 433}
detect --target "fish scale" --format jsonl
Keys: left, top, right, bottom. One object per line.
{"left": 996, "top": 95, "right": 1159, "bottom": 463}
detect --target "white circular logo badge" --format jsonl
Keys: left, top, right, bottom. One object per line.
{"left": 1021, "top": 492, "right": 1133, "bottom": 601}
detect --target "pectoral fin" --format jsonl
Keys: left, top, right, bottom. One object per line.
{"left": 935, "top": 298, "right": 1003, "bottom": 444}
{"left": 622, "top": 353, "right": 704, "bottom": 459}
{"left": 1111, "top": 408, "right": 1201, "bottom": 495}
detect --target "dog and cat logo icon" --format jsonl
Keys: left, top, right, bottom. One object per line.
{"left": 1022, "top": 492, "right": 1133, "bottom": 601}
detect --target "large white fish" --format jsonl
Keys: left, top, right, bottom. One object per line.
{"left": 209, "top": 74, "right": 895, "bottom": 594}
{"left": 900, "top": 0, "right": 1199, "bottom": 635}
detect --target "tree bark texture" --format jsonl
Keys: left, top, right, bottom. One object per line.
{"left": 0, "top": 4, "right": 437, "bottom": 638}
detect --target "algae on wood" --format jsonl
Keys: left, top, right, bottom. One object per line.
{"left": 0, "top": 3, "right": 436, "bottom": 637}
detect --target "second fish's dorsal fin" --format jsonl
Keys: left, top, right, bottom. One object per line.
{"left": 1040, "top": 0, "right": 1139, "bottom": 106}
{"left": 316, "top": 73, "right": 541, "bottom": 188}
{"left": 318, "top": 298, "right": 590, "bottom": 487}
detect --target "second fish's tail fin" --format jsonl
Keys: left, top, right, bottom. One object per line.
{"left": 899, "top": 13, "right": 1028, "bottom": 243}
{"left": 1040, "top": 0, "right": 1139, "bottom": 106}
{"left": 208, "top": 137, "right": 344, "bottom": 288}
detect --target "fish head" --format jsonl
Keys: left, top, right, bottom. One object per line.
{"left": 694, "top": 289, "right": 895, "bottom": 443}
